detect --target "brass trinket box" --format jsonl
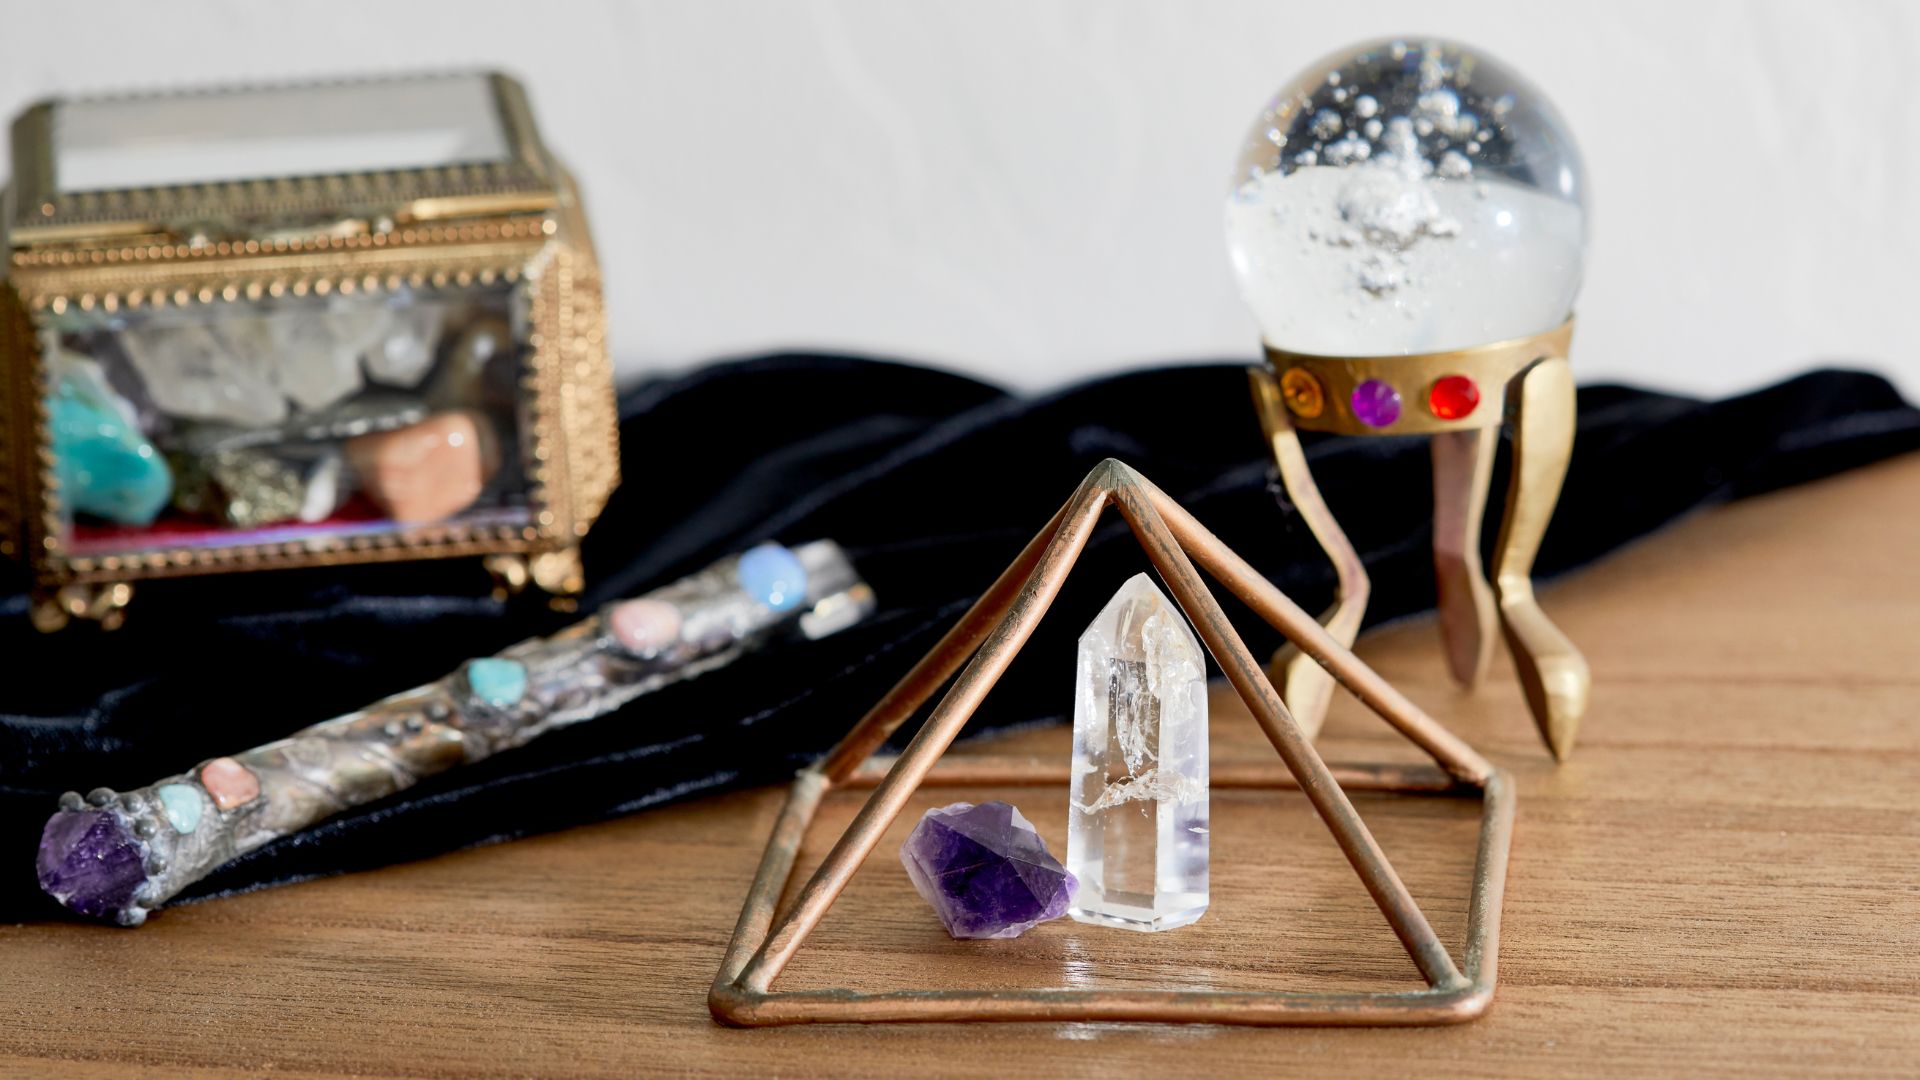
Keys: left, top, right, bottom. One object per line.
{"left": 1, "top": 73, "right": 618, "bottom": 629}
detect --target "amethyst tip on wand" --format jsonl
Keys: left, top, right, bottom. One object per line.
{"left": 36, "top": 540, "right": 874, "bottom": 926}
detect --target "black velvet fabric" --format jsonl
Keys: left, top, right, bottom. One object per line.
{"left": 2, "top": 358, "right": 1915, "bottom": 920}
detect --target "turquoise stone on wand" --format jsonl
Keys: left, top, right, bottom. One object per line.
{"left": 155, "top": 784, "right": 204, "bottom": 834}
{"left": 465, "top": 658, "right": 529, "bottom": 707}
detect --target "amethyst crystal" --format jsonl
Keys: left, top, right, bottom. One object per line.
{"left": 899, "top": 800, "right": 1076, "bottom": 940}
{"left": 37, "top": 810, "right": 148, "bottom": 922}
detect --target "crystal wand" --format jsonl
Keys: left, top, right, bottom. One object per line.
{"left": 36, "top": 541, "right": 875, "bottom": 926}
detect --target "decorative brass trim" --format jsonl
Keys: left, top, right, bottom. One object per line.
{"left": 3, "top": 232, "right": 600, "bottom": 596}
{"left": 490, "top": 72, "right": 552, "bottom": 178}
{"left": 52, "top": 532, "right": 545, "bottom": 586}
{"left": 523, "top": 245, "right": 568, "bottom": 544}
{"left": 7, "top": 102, "right": 55, "bottom": 229}
{"left": 9, "top": 217, "right": 552, "bottom": 270}
{"left": 0, "top": 289, "right": 26, "bottom": 562}
{"left": 8, "top": 72, "right": 556, "bottom": 245}
{"left": 2, "top": 76, "right": 614, "bottom": 625}
{"left": 711, "top": 460, "right": 1514, "bottom": 1027}
{"left": 20, "top": 248, "right": 538, "bottom": 315}
{"left": 1263, "top": 318, "right": 1575, "bottom": 436}
{"left": 560, "top": 258, "right": 618, "bottom": 535}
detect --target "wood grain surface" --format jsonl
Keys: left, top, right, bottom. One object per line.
{"left": 4, "top": 454, "right": 1917, "bottom": 1078}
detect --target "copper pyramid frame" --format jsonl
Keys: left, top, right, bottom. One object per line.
{"left": 710, "top": 460, "right": 1515, "bottom": 1026}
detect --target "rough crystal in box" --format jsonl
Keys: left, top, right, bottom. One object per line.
{"left": 364, "top": 303, "right": 445, "bottom": 388}
{"left": 1067, "top": 573, "right": 1210, "bottom": 931}
{"left": 122, "top": 322, "right": 289, "bottom": 427}
{"left": 255, "top": 311, "right": 370, "bottom": 411}
{"left": 899, "top": 800, "right": 1076, "bottom": 940}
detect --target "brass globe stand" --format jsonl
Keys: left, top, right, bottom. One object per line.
{"left": 1249, "top": 318, "right": 1590, "bottom": 759}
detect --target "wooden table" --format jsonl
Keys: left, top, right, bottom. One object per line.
{"left": 6, "top": 455, "right": 1918, "bottom": 1078}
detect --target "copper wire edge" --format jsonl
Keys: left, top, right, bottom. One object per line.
{"left": 709, "top": 459, "right": 1514, "bottom": 1027}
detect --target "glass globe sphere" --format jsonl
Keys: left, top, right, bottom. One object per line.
{"left": 1225, "top": 38, "right": 1586, "bottom": 356}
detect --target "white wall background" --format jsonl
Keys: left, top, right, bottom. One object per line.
{"left": 2, "top": 0, "right": 1915, "bottom": 398}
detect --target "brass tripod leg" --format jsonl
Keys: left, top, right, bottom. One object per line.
{"left": 1491, "top": 356, "right": 1590, "bottom": 760}
{"left": 1431, "top": 427, "right": 1499, "bottom": 688}
{"left": 1248, "top": 367, "right": 1368, "bottom": 740}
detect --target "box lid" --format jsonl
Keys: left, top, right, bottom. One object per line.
{"left": 6, "top": 72, "right": 557, "bottom": 248}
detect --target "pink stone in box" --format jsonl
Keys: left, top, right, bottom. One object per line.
{"left": 344, "top": 412, "right": 497, "bottom": 524}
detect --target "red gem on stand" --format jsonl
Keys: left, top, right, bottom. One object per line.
{"left": 1428, "top": 375, "right": 1480, "bottom": 420}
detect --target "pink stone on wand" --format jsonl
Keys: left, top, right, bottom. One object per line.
{"left": 199, "top": 757, "right": 260, "bottom": 811}
{"left": 608, "top": 599, "right": 683, "bottom": 655}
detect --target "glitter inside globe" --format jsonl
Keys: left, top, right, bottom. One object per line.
{"left": 1225, "top": 38, "right": 1587, "bottom": 356}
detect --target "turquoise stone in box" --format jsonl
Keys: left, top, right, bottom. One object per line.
{"left": 467, "top": 658, "right": 528, "bottom": 707}
{"left": 155, "top": 783, "right": 204, "bottom": 834}
{"left": 737, "top": 543, "right": 807, "bottom": 612}
{"left": 50, "top": 365, "right": 172, "bottom": 526}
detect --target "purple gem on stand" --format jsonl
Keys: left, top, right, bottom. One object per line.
{"left": 899, "top": 800, "right": 1077, "bottom": 940}
{"left": 1351, "top": 378, "right": 1403, "bottom": 428}
{"left": 37, "top": 810, "right": 148, "bottom": 922}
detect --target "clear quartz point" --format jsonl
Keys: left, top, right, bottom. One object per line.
{"left": 1067, "top": 573, "right": 1209, "bottom": 931}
